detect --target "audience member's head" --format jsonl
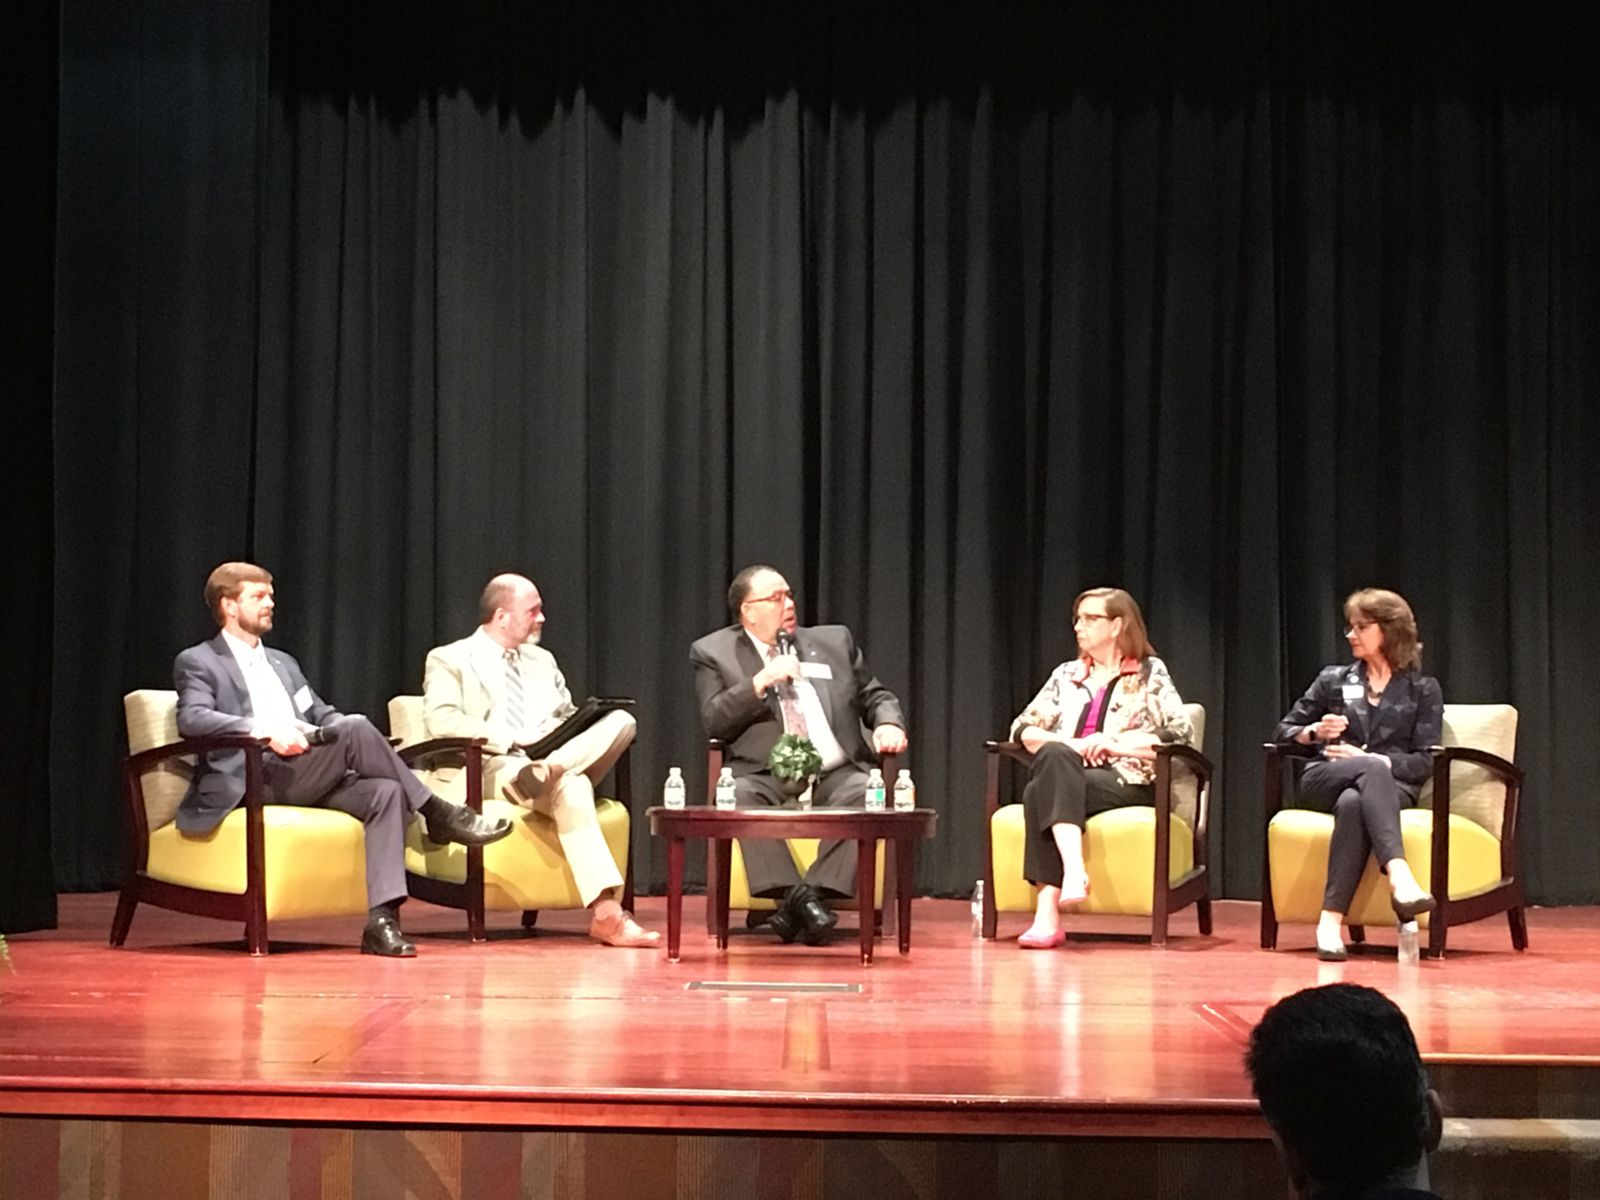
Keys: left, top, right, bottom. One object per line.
{"left": 1246, "top": 983, "right": 1443, "bottom": 1198}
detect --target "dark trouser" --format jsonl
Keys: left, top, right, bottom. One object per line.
{"left": 1296, "top": 756, "right": 1412, "bottom": 914}
{"left": 1020, "top": 742, "right": 1152, "bottom": 888}
{"left": 259, "top": 714, "right": 434, "bottom": 910}
{"left": 734, "top": 766, "right": 869, "bottom": 899}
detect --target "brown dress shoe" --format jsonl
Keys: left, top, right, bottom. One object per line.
{"left": 501, "top": 760, "right": 567, "bottom": 806}
{"left": 589, "top": 910, "right": 661, "bottom": 948}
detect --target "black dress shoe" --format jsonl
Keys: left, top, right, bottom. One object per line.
{"left": 425, "top": 803, "right": 514, "bottom": 847}
{"left": 789, "top": 885, "right": 838, "bottom": 943}
{"left": 766, "top": 903, "right": 803, "bottom": 944}
{"left": 361, "top": 916, "right": 417, "bottom": 957}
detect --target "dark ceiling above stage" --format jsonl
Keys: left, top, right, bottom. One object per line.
{"left": 268, "top": 4, "right": 1599, "bottom": 120}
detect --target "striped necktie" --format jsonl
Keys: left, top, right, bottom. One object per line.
{"left": 767, "top": 645, "right": 809, "bottom": 738}
{"left": 504, "top": 648, "right": 525, "bottom": 738}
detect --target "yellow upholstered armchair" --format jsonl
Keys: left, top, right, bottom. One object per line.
{"left": 388, "top": 696, "right": 634, "bottom": 941}
{"left": 1260, "top": 703, "right": 1527, "bottom": 959}
{"left": 110, "top": 689, "right": 369, "bottom": 954}
{"left": 701, "top": 739, "right": 890, "bottom": 935}
{"left": 982, "top": 703, "right": 1214, "bottom": 946}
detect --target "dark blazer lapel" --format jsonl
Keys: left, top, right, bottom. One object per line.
{"left": 207, "top": 632, "right": 252, "bottom": 717}
{"left": 266, "top": 650, "right": 302, "bottom": 715}
{"left": 733, "top": 631, "right": 780, "bottom": 721}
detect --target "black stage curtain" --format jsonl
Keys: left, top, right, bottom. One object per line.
{"left": 1, "top": 1, "right": 59, "bottom": 934}
{"left": 50, "top": 4, "right": 1600, "bottom": 905}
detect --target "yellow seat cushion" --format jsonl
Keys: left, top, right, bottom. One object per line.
{"left": 146, "top": 807, "right": 369, "bottom": 920}
{"left": 728, "top": 838, "right": 887, "bottom": 910}
{"left": 1267, "top": 807, "right": 1505, "bottom": 928}
{"left": 405, "top": 798, "right": 631, "bottom": 911}
{"left": 991, "top": 804, "right": 1195, "bottom": 917}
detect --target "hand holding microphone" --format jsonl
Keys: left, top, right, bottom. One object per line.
{"left": 1311, "top": 712, "right": 1349, "bottom": 743}
{"left": 754, "top": 632, "right": 802, "bottom": 698}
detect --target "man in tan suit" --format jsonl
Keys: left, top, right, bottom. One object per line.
{"left": 422, "top": 574, "right": 658, "bottom": 947}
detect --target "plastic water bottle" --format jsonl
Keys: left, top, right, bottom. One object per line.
{"left": 865, "top": 768, "right": 886, "bottom": 812}
{"left": 715, "top": 766, "right": 737, "bottom": 811}
{"left": 970, "top": 879, "right": 985, "bottom": 936}
{"left": 893, "top": 769, "right": 916, "bottom": 812}
{"left": 1398, "top": 920, "right": 1420, "bottom": 966}
{"left": 663, "top": 766, "right": 685, "bottom": 810}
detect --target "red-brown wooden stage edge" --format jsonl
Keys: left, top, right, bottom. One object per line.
{"left": 2, "top": 895, "right": 1598, "bottom": 1139}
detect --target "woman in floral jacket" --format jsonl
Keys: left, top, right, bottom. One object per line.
{"left": 1009, "top": 587, "right": 1193, "bottom": 948}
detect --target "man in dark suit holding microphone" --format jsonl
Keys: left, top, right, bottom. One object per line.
{"left": 173, "top": 561, "right": 513, "bottom": 956}
{"left": 689, "top": 564, "right": 908, "bottom": 944}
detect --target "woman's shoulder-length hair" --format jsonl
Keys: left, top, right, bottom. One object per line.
{"left": 1074, "top": 586, "right": 1158, "bottom": 663}
{"left": 1345, "top": 588, "right": 1423, "bottom": 672}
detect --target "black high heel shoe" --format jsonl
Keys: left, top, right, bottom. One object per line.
{"left": 1391, "top": 892, "right": 1437, "bottom": 923}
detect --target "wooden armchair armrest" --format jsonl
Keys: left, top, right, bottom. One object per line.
{"left": 122, "top": 734, "right": 272, "bottom": 874}
{"left": 1155, "top": 742, "right": 1214, "bottom": 865}
{"left": 395, "top": 737, "right": 486, "bottom": 812}
{"left": 1155, "top": 741, "right": 1212, "bottom": 778}
{"left": 705, "top": 739, "right": 725, "bottom": 805}
{"left": 127, "top": 733, "right": 268, "bottom": 775}
{"left": 1430, "top": 744, "right": 1524, "bottom": 787}
{"left": 395, "top": 736, "right": 487, "bottom": 765}
{"left": 1429, "top": 743, "right": 1524, "bottom": 882}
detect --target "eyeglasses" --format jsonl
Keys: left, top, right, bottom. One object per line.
{"left": 1073, "top": 612, "right": 1113, "bottom": 626}
{"left": 1344, "top": 622, "right": 1378, "bottom": 636}
{"left": 745, "top": 589, "right": 794, "bottom": 606}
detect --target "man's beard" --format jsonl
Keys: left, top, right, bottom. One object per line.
{"left": 240, "top": 612, "right": 273, "bottom": 638}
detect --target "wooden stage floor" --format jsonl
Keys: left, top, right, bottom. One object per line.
{"left": 2, "top": 895, "right": 1597, "bottom": 1138}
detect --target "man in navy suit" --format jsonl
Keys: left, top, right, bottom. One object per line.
{"left": 174, "top": 561, "right": 513, "bottom": 956}
{"left": 689, "top": 564, "right": 907, "bottom": 944}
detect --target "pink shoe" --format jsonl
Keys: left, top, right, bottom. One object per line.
{"left": 1016, "top": 928, "right": 1066, "bottom": 949}
{"left": 589, "top": 910, "right": 661, "bottom": 948}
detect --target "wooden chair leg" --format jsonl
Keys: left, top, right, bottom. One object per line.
{"left": 1151, "top": 908, "right": 1169, "bottom": 948}
{"left": 1260, "top": 847, "right": 1278, "bottom": 950}
{"left": 1508, "top": 906, "right": 1529, "bottom": 951}
{"left": 1348, "top": 925, "right": 1366, "bottom": 944}
{"left": 520, "top": 910, "right": 539, "bottom": 932}
{"left": 1426, "top": 907, "right": 1449, "bottom": 959}
{"left": 109, "top": 886, "right": 139, "bottom": 946}
{"left": 1196, "top": 895, "right": 1213, "bottom": 936}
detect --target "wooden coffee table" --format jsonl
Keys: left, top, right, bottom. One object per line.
{"left": 647, "top": 806, "right": 939, "bottom": 964}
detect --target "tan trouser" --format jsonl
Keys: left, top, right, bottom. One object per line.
{"left": 509, "top": 710, "right": 636, "bottom": 907}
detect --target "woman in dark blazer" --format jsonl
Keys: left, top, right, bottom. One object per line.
{"left": 1273, "top": 588, "right": 1443, "bottom": 961}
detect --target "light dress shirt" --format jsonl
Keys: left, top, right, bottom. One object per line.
{"left": 221, "top": 629, "right": 303, "bottom": 736}
{"left": 745, "top": 630, "right": 847, "bottom": 771}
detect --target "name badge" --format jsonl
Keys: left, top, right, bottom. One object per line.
{"left": 800, "top": 662, "right": 834, "bottom": 680}
{"left": 1340, "top": 682, "right": 1364, "bottom": 705}
{"left": 293, "top": 685, "right": 314, "bottom": 712}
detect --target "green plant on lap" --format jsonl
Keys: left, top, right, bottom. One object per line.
{"left": 768, "top": 733, "right": 822, "bottom": 798}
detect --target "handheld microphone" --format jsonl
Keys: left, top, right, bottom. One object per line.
{"left": 305, "top": 724, "right": 339, "bottom": 747}
{"left": 1328, "top": 669, "right": 1362, "bottom": 747}
{"left": 769, "top": 630, "right": 799, "bottom": 700}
